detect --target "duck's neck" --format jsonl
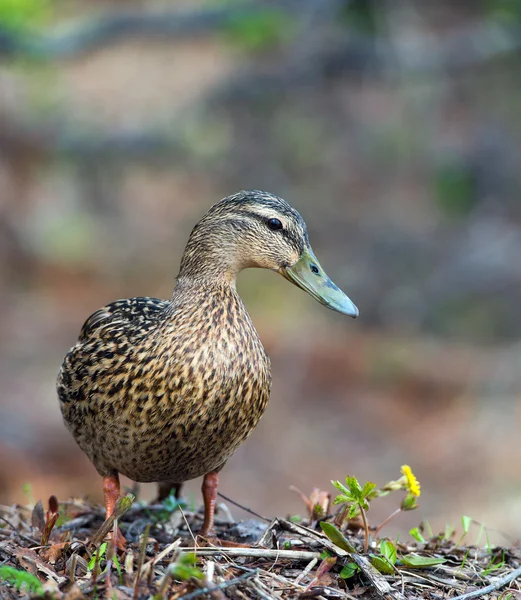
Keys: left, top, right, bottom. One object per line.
{"left": 175, "top": 219, "right": 247, "bottom": 290}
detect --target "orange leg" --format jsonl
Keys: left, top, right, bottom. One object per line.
{"left": 103, "top": 473, "right": 127, "bottom": 549}
{"left": 200, "top": 471, "right": 219, "bottom": 537}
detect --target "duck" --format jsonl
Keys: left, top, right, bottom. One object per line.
{"left": 57, "top": 190, "right": 358, "bottom": 545}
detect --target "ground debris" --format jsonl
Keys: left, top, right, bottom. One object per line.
{"left": 0, "top": 499, "right": 519, "bottom": 600}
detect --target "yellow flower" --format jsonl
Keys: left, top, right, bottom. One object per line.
{"left": 401, "top": 465, "right": 421, "bottom": 497}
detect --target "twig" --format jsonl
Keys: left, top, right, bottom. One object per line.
{"left": 278, "top": 519, "right": 351, "bottom": 556}
{"left": 90, "top": 493, "right": 134, "bottom": 547}
{"left": 350, "top": 554, "right": 406, "bottom": 600}
{"left": 294, "top": 557, "right": 318, "bottom": 585}
{"left": 133, "top": 523, "right": 150, "bottom": 600}
{"left": 0, "top": 516, "right": 38, "bottom": 545}
{"left": 179, "top": 505, "right": 197, "bottom": 546}
{"left": 450, "top": 565, "right": 521, "bottom": 600}
{"left": 248, "top": 576, "right": 278, "bottom": 600}
{"left": 217, "top": 492, "right": 271, "bottom": 523}
{"left": 258, "top": 567, "right": 307, "bottom": 592}
{"left": 140, "top": 538, "right": 181, "bottom": 578}
{"left": 177, "top": 569, "right": 258, "bottom": 600}
{"left": 186, "top": 546, "right": 320, "bottom": 561}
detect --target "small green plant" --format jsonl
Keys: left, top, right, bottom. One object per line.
{"left": 399, "top": 554, "right": 445, "bottom": 568}
{"left": 289, "top": 514, "right": 303, "bottom": 523}
{"left": 409, "top": 527, "right": 426, "bottom": 543}
{"left": 0, "top": 565, "right": 43, "bottom": 595}
{"left": 222, "top": 6, "right": 293, "bottom": 51}
{"left": 482, "top": 552, "right": 505, "bottom": 577}
{"left": 0, "top": 0, "right": 51, "bottom": 32}
{"left": 339, "top": 561, "right": 360, "bottom": 579}
{"left": 88, "top": 542, "right": 108, "bottom": 571}
{"left": 148, "top": 491, "right": 187, "bottom": 523}
{"left": 457, "top": 515, "right": 472, "bottom": 545}
{"left": 87, "top": 542, "right": 122, "bottom": 581}
{"left": 169, "top": 553, "right": 204, "bottom": 581}
{"left": 371, "top": 540, "right": 397, "bottom": 574}
{"left": 330, "top": 465, "right": 421, "bottom": 552}
{"left": 332, "top": 476, "right": 377, "bottom": 552}
{"left": 320, "top": 521, "right": 357, "bottom": 553}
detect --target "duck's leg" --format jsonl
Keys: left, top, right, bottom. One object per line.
{"left": 156, "top": 481, "right": 183, "bottom": 502}
{"left": 199, "top": 471, "right": 219, "bottom": 537}
{"left": 103, "top": 472, "right": 127, "bottom": 549}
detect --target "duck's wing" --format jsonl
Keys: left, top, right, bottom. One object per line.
{"left": 79, "top": 297, "right": 170, "bottom": 342}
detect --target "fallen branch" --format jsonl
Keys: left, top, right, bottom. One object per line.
{"left": 350, "top": 554, "right": 406, "bottom": 600}
{"left": 451, "top": 564, "right": 521, "bottom": 600}
{"left": 185, "top": 546, "right": 320, "bottom": 561}
{"left": 178, "top": 569, "right": 258, "bottom": 600}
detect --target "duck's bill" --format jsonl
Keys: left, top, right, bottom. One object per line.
{"left": 280, "top": 247, "right": 359, "bottom": 318}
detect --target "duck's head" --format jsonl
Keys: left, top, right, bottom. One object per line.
{"left": 179, "top": 190, "right": 358, "bottom": 317}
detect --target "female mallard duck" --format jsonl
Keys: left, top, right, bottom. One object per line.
{"left": 57, "top": 190, "right": 358, "bottom": 543}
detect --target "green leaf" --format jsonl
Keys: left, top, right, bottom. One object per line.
{"left": 224, "top": 7, "right": 293, "bottom": 51}
{"left": 461, "top": 515, "right": 472, "bottom": 535}
{"left": 171, "top": 564, "right": 204, "bottom": 580}
{"left": 371, "top": 555, "right": 394, "bottom": 574}
{"left": 170, "top": 553, "right": 204, "bottom": 581}
{"left": 332, "top": 495, "right": 351, "bottom": 505}
{"left": 0, "top": 0, "right": 51, "bottom": 32}
{"left": 340, "top": 562, "right": 359, "bottom": 579}
{"left": 361, "top": 482, "right": 377, "bottom": 498}
{"left": 347, "top": 504, "right": 360, "bottom": 519}
{"left": 88, "top": 542, "right": 108, "bottom": 570}
{"left": 113, "top": 554, "right": 122, "bottom": 584}
{"left": 332, "top": 480, "right": 351, "bottom": 498}
{"left": 0, "top": 565, "right": 43, "bottom": 594}
{"left": 409, "top": 527, "right": 426, "bottom": 543}
{"left": 163, "top": 494, "right": 188, "bottom": 514}
{"left": 400, "top": 554, "right": 446, "bottom": 568}
{"left": 345, "top": 476, "right": 363, "bottom": 499}
{"left": 401, "top": 493, "right": 419, "bottom": 511}
{"left": 380, "top": 540, "right": 397, "bottom": 565}
{"left": 320, "top": 522, "right": 356, "bottom": 553}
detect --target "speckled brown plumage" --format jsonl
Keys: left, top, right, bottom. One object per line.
{"left": 58, "top": 286, "right": 270, "bottom": 483}
{"left": 57, "top": 190, "right": 358, "bottom": 542}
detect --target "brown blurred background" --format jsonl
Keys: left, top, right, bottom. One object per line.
{"left": 1, "top": 0, "right": 521, "bottom": 542}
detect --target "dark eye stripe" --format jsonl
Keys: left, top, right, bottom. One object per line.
{"left": 230, "top": 209, "right": 303, "bottom": 252}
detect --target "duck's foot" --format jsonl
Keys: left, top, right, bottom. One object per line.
{"left": 200, "top": 471, "right": 219, "bottom": 538}
{"left": 102, "top": 472, "right": 127, "bottom": 550}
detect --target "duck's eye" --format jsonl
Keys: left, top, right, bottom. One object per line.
{"left": 267, "top": 218, "right": 283, "bottom": 231}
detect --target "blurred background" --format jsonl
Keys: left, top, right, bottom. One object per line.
{"left": 1, "top": 0, "right": 521, "bottom": 542}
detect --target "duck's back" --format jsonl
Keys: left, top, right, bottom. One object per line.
{"left": 57, "top": 290, "right": 271, "bottom": 483}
